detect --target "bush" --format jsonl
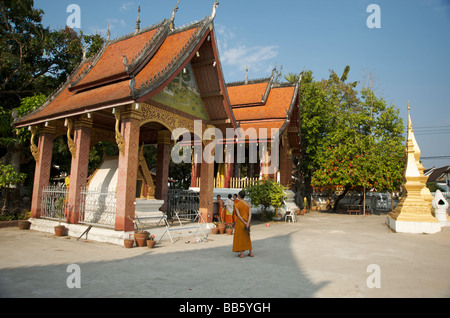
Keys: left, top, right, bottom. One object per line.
{"left": 245, "top": 179, "right": 288, "bottom": 220}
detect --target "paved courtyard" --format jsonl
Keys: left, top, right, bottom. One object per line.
{"left": 0, "top": 212, "right": 449, "bottom": 298}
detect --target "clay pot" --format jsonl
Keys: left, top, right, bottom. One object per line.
{"left": 211, "top": 228, "right": 219, "bottom": 234}
{"left": 134, "top": 231, "right": 149, "bottom": 247}
{"left": 147, "top": 239, "right": 156, "bottom": 248}
{"left": 218, "top": 228, "right": 225, "bottom": 234}
{"left": 124, "top": 239, "right": 134, "bottom": 248}
{"left": 226, "top": 228, "right": 233, "bottom": 235}
{"left": 54, "top": 225, "right": 66, "bottom": 237}
{"left": 18, "top": 220, "right": 31, "bottom": 230}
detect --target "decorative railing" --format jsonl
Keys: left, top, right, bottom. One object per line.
{"left": 79, "top": 186, "right": 116, "bottom": 228}
{"left": 194, "top": 177, "right": 259, "bottom": 189}
{"left": 166, "top": 189, "right": 199, "bottom": 221}
{"left": 40, "top": 185, "right": 69, "bottom": 220}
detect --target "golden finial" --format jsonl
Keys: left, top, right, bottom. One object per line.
{"left": 135, "top": 4, "right": 141, "bottom": 33}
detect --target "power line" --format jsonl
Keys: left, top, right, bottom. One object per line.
{"left": 421, "top": 156, "right": 450, "bottom": 160}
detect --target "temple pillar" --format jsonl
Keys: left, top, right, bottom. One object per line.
{"left": 30, "top": 126, "right": 55, "bottom": 219}
{"left": 155, "top": 130, "right": 171, "bottom": 211}
{"left": 279, "top": 135, "right": 288, "bottom": 186}
{"left": 199, "top": 139, "right": 215, "bottom": 223}
{"left": 224, "top": 144, "right": 233, "bottom": 188}
{"left": 190, "top": 147, "right": 200, "bottom": 188}
{"left": 67, "top": 116, "right": 92, "bottom": 224}
{"left": 115, "top": 107, "right": 141, "bottom": 232}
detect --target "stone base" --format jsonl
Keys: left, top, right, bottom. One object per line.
{"left": 385, "top": 215, "right": 441, "bottom": 234}
{"left": 28, "top": 218, "right": 213, "bottom": 246}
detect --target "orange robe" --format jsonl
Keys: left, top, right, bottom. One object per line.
{"left": 232, "top": 200, "right": 252, "bottom": 252}
{"left": 219, "top": 206, "right": 226, "bottom": 223}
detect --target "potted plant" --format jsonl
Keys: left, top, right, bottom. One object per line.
{"left": 211, "top": 223, "right": 219, "bottom": 234}
{"left": 225, "top": 224, "right": 233, "bottom": 235}
{"left": 128, "top": 216, "right": 149, "bottom": 247}
{"left": 124, "top": 233, "right": 134, "bottom": 248}
{"left": 147, "top": 234, "right": 156, "bottom": 248}
{"left": 54, "top": 198, "right": 66, "bottom": 237}
{"left": 18, "top": 211, "right": 31, "bottom": 230}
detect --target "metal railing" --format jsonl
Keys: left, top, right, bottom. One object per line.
{"left": 79, "top": 186, "right": 116, "bottom": 228}
{"left": 166, "top": 189, "right": 200, "bottom": 222}
{"left": 40, "top": 185, "right": 69, "bottom": 220}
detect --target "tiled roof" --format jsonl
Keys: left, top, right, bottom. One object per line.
{"left": 14, "top": 3, "right": 234, "bottom": 128}
{"left": 227, "top": 82, "right": 269, "bottom": 106}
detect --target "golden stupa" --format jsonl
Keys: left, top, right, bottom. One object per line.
{"left": 386, "top": 103, "right": 440, "bottom": 233}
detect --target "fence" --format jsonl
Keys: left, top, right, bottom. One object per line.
{"left": 40, "top": 185, "right": 69, "bottom": 220}
{"left": 79, "top": 186, "right": 116, "bottom": 228}
{"left": 194, "top": 177, "right": 259, "bottom": 189}
{"left": 166, "top": 189, "right": 200, "bottom": 222}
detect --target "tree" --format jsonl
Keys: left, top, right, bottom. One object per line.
{"left": 245, "top": 179, "right": 288, "bottom": 221}
{"left": 284, "top": 65, "right": 405, "bottom": 211}
{"left": 310, "top": 72, "right": 405, "bottom": 210}
{"left": 0, "top": 0, "right": 104, "bottom": 214}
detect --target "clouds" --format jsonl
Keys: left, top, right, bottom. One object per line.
{"left": 215, "top": 24, "right": 278, "bottom": 81}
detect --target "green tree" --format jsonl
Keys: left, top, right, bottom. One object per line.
{"left": 0, "top": 0, "right": 104, "bottom": 214}
{"left": 310, "top": 76, "right": 405, "bottom": 210}
{"left": 245, "top": 179, "right": 288, "bottom": 220}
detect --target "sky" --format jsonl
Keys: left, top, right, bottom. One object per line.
{"left": 35, "top": 0, "right": 450, "bottom": 170}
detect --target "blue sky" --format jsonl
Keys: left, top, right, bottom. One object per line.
{"left": 35, "top": 0, "right": 450, "bottom": 169}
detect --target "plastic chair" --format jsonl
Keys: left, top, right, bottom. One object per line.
{"left": 285, "top": 210, "right": 296, "bottom": 223}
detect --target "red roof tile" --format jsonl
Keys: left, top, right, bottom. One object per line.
{"left": 227, "top": 82, "right": 268, "bottom": 106}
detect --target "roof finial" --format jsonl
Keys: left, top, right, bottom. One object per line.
{"left": 210, "top": 1, "right": 219, "bottom": 20}
{"left": 245, "top": 66, "right": 248, "bottom": 84}
{"left": 135, "top": 4, "right": 141, "bottom": 34}
{"left": 170, "top": 0, "right": 180, "bottom": 30}
{"left": 106, "top": 23, "right": 111, "bottom": 41}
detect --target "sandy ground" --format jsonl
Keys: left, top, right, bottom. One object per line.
{"left": 0, "top": 212, "right": 449, "bottom": 298}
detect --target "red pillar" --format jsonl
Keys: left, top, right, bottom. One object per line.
{"left": 190, "top": 148, "right": 200, "bottom": 188}
{"left": 279, "top": 135, "right": 289, "bottom": 187}
{"left": 155, "top": 130, "right": 171, "bottom": 199}
{"left": 115, "top": 107, "right": 141, "bottom": 232}
{"left": 199, "top": 140, "right": 215, "bottom": 223}
{"left": 67, "top": 116, "right": 92, "bottom": 224}
{"left": 155, "top": 130, "right": 171, "bottom": 211}
{"left": 224, "top": 144, "right": 233, "bottom": 188}
{"left": 30, "top": 126, "right": 55, "bottom": 219}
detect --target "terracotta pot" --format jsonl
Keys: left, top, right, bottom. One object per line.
{"left": 18, "top": 220, "right": 31, "bottom": 230}
{"left": 134, "top": 231, "right": 149, "bottom": 247}
{"left": 124, "top": 239, "right": 134, "bottom": 248}
{"left": 211, "top": 228, "right": 219, "bottom": 234}
{"left": 147, "top": 239, "right": 156, "bottom": 248}
{"left": 226, "top": 228, "right": 233, "bottom": 235}
{"left": 219, "top": 228, "right": 225, "bottom": 234}
{"left": 54, "top": 225, "right": 66, "bottom": 237}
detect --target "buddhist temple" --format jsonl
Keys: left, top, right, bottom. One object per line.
{"left": 13, "top": 1, "right": 302, "bottom": 243}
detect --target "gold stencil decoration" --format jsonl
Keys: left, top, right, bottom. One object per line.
{"left": 30, "top": 126, "right": 40, "bottom": 163}
{"left": 115, "top": 109, "right": 125, "bottom": 155}
{"left": 66, "top": 119, "right": 77, "bottom": 158}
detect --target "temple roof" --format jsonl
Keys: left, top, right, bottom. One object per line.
{"left": 14, "top": 1, "right": 235, "bottom": 130}
{"left": 226, "top": 73, "right": 302, "bottom": 151}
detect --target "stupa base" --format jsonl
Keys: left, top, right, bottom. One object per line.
{"left": 385, "top": 215, "right": 441, "bottom": 234}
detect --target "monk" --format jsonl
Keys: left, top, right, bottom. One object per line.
{"left": 224, "top": 194, "right": 235, "bottom": 225}
{"left": 233, "top": 190, "right": 253, "bottom": 258}
{"left": 214, "top": 195, "right": 225, "bottom": 223}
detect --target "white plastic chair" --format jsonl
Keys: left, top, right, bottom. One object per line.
{"left": 285, "top": 210, "right": 296, "bottom": 223}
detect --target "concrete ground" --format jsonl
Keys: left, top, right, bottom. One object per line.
{"left": 0, "top": 212, "right": 449, "bottom": 298}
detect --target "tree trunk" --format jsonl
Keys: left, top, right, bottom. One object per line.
{"left": 333, "top": 185, "right": 351, "bottom": 212}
